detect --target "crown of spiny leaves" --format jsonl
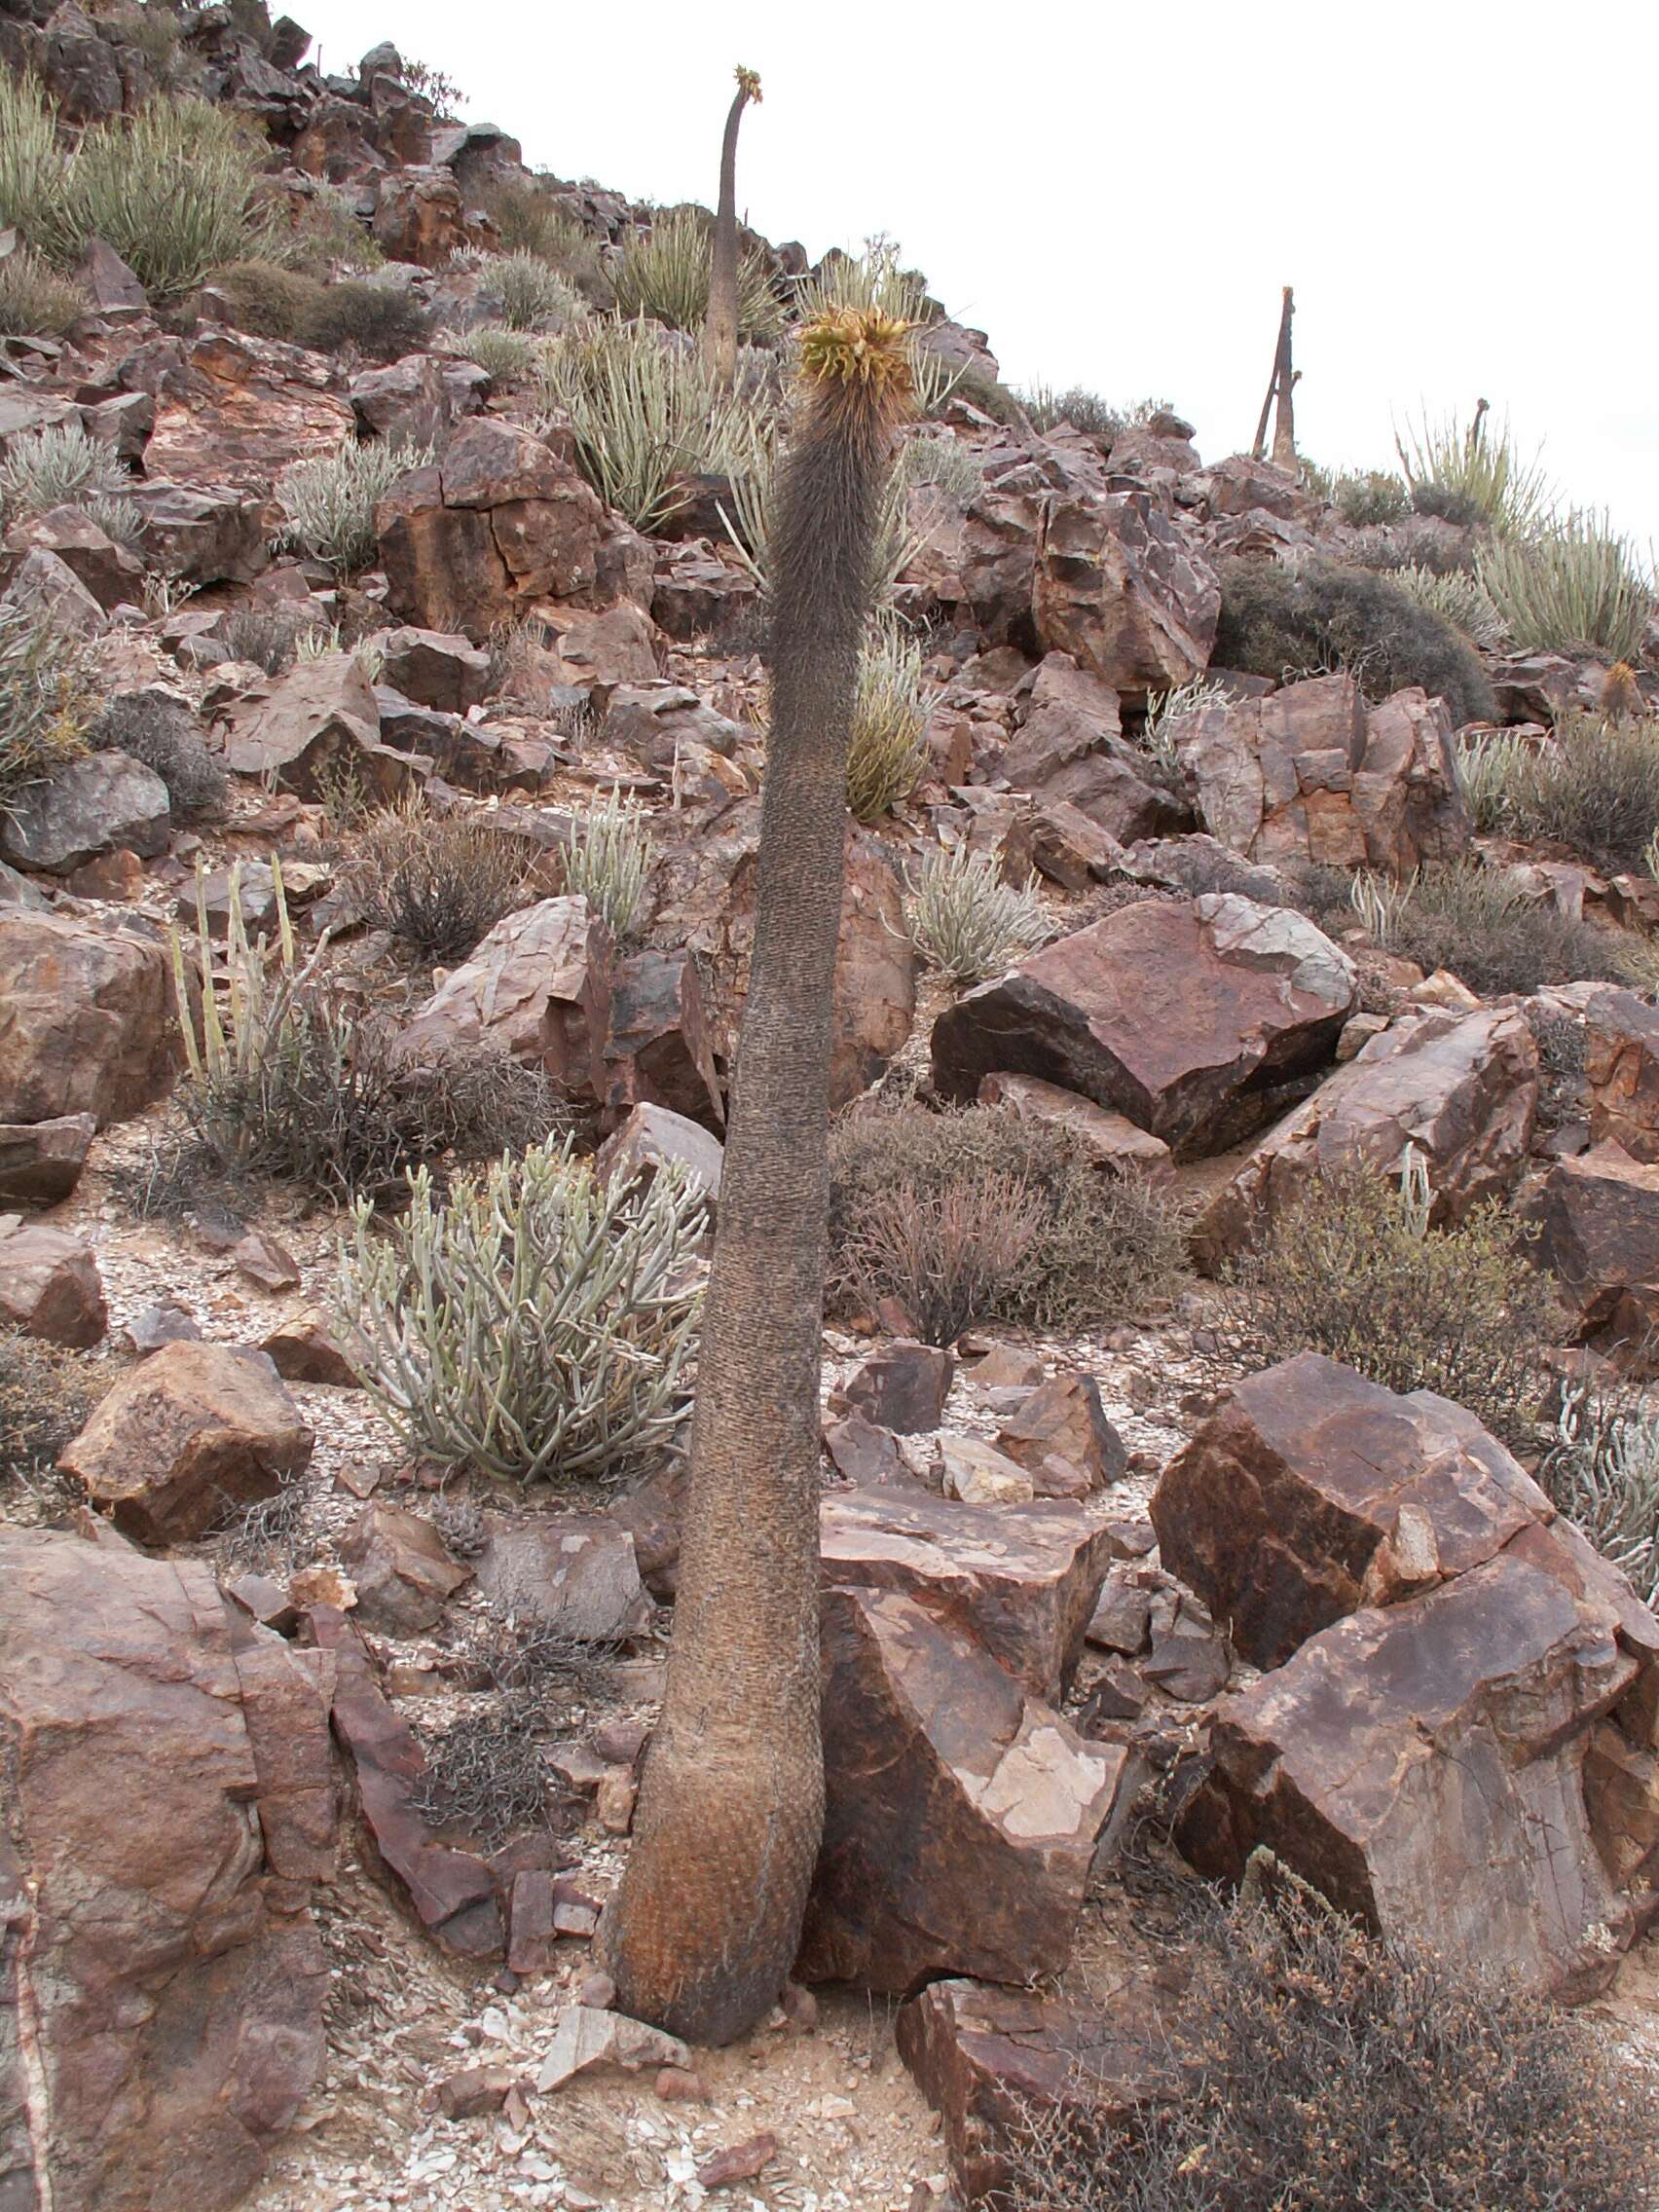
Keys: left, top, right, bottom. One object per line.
{"left": 797, "top": 310, "right": 914, "bottom": 402}
{"left": 735, "top": 65, "right": 761, "bottom": 102}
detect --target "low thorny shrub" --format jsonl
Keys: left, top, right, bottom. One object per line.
{"left": 209, "top": 260, "right": 428, "bottom": 360}
{"left": 1233, "top": 1150, "right": 1563, "bottom": 1445}
{"left": 1003, "top": 1865, "right": 1647, "bottom": 2212}
{"left": 1349, "top": 857, "right": 1637, "bottom": 995}
{"left": 90, "top": 691, "right": 227, "bottom": 817}
{"left": 349, "top": 800, "right": 533, "bottom": 963}
{"left": 829, "top": 1105, "right": 1190, "bottom": 1346}
{"left": 1507, "top": 711, "right": 1659, "bottom": 877}
{"left": 0, "top": 1326, "right": 95, "bottom": 1520}
{"left": 341, "top": 1137, "right": 708, "bottom": 1486}
{"left": 1213, "top": 554, "right": 1494, "bottom": 728}
{"left": 0, "top": 244, "right": 87, "bottom": 337}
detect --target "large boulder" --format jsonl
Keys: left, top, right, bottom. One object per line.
{"left": 933, "top": 895, "right": 1354, "bottom": 1158}
{"left": 128, "top": 481, "right": 271, "bottom": 587}
{"left": 396, "top": 896, "right": 613, "bottom": 1106}
{"left": 796, "top": 1585, "right": 1142, "bottom": 1992}
{"left": 1584, "top": 988, "right": 1659, "bottom": 1163}
{"left": 0, "top": 752, "right": 170, "bottom": 875}
{"left": 1171, "top": 674, "right": 1468, "bottom": 873}
{"left": 1193, "top": 1006, "right": 1539, "bottom": 1266}
{"left": 376, "top": 418, "right": 611, "bottom": 639}
{"left": 59, "top": 1342, "right": 314, "bottom": 1546}
{"left": 219, "top": 652, "right": 423, "bottom": 803}
{"left": 0, "top": 1527, "right": 331, "bottom": 2212}
{"left": 373, "top": 165, "right": 466, "bottom": 265}
{"left": 603, "top": 947, "right": 724, "bottom": 1129}
{"left": 0, "top": 1220, "right": 105, "bottom": 1347}
{"left": 0, "top": 910, "right": 179, "bottom": 1128}
{"left": 999, "top": 653, "right": 1183, "bottom": 844}
{"left": 1033, "top": 487, "right": 1219, "bottom": 699}
{"left": 820, "top": 1486, "right": 1115, "bottom": 1700}
{"left": 1152, "top": 1353, "right": 1552, "bottom": 1670}
{"left": 379, "top": 625, "right": 491, "bottom": 714}
{"left": 143, "top": 330, "right": 357, "bottom": 498}
{"left": 652, "top": 803, "right": 915, "bottom": 1111}
{"left": 1523, "top": 1141, "right": 1659, "bottom": 1373}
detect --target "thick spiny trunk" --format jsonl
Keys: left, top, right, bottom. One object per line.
{"left": 603, "top": 345, "right": 899, "bottom": 2046}
{"left": 704, "top": 85, "right": 750, "bottom": 391}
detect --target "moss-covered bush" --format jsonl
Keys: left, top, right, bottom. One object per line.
{"left": 1234, "top": 1152, "right": 1563, "bottom": 1444}
{"left": 209, "top": 260, "right": 426, "bottom": 359}
{"left": 1213, "top": 555, "right": 1494, "bottom": 727}
{"left": 830, "top": 1104, "right": 1189, "bottom": 1345}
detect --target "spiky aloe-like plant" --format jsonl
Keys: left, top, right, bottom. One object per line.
{"left": 603, "top": 308, "right": 912, "bottom": 2045}
{"left": 705, "top": 66, "right": 761, "bottom": 389}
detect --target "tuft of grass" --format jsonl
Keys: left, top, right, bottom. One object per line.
{"left": 0, "top": 589, "right": 96, "bottom": 804}
{"left": 1019, "top": 385, "right": 1123, "bottom": 440}
{"left": 830, "top": 1103, "right": 1189, "bottom": 1345}
{"left": 1004, "top": 1867, "right": 1649, "bottom": 2212}
{"left": 898, "top": 428, "right": 983, "bottom": 504}
{"left": 278, "top": 181, "right": 384, "bottom": 276}
{"left": 1233, "top": 1149, "right": 1564, "bottom": 1445}
{"left": 474, "top": 248, "right": 583, "bottom": 332}
{"left": 1387, "top": 562, "right": 1508, "bottom": 649}
{"left": 1213, "top": 554, "right": 1494, "bottom": 727}
{"left": 1504, "top": 710, "right": 1659, "bottom": 877}
{"left": 350, "top": 800, "right": 532, "bottom": 963}
{"left": 1541, "top": 1381, "right": 1659, "bottom": 1605}
{"left": 612, "top": 206, "right": 782, "bottom": 344}
{"left": 1393, "top": 404, "right": 1556, "bottom": 535}
{"left": 0, "top": 246, "right": 87, "bottom": 337}
{"left": 274, "top": 437, "right": 433, "bottom": 577}
{"left": 0, "top": 423, "right": 129, "bottom": 523}
{"left": 846, "top": 618, "right": 928, "bottom": 823}
{"left": 1350, "top": 857, "right": 1637, "bottom": 994}
{"left": 64, "top": 97, "right": 277, "bottom": 307}
{"left": 450, "top": 322, "right": 542, "bottom": 385}
{"left": 0, "top": 72, "right": 74, "bottom": 261}
{"left": 1478, "top": 510, "right": 1654, "bottom": 662}
{"left": 560, "top": 791, "right": 653, "bottom": 941}
{"left": 904, "top": 843, "right": 1051, "bottom": 984}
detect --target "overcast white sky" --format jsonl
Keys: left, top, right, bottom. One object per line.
{"left": 301, "top": 0, "right": 1659, "bottom": 545}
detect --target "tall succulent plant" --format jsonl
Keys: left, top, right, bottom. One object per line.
{"left": 703, "top": 65, "right": 761, "bottom": 390}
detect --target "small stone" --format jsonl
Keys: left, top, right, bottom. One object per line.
{"left": 1141, "top": 1631, "right": 1232, "bottom": 1704}
{"left": 654, "top": 2064, "right": 709, "bottom": 2102}
{"left": 436, "top": 2063, "right": 516, "bottom": 2120}
{"left": 697, "top": 2132, "right": 778, "bottom": 2190}
{"left": 1085, "top": 1576, "right": 1152, "bottom": 1656}
{"left": 290, "top": 1564, "right": 355, "bottom": 1610}
{"left": 121, "top": 1299, "right": 203, "bottom": 1356}
{"left": 938, "top": 1433, "right": 1035, "bottom": 1505}
{"left": 591, "top": 1716, "right": 648, "bottom": 1767}
{"left": 233, "top": 1229, "right": 303, "bottom": 1292}
{"left": 535, "top": 2006, "right": 688, "bottom": 2092}
{"left": 781, "top": 1981, "right": 819, "bottom": 2032}
{"left": 575, "top": 1971, "right": 615, "bottom": 2009}
{"left": 595, "top": 1770, "right": 637, "bottom": 1834}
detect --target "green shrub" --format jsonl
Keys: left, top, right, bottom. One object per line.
{"left": 1504, "top": 710, "right": 1659, "bottom": 876}
{"left": 1387, "top": 561, "right": 1507, "bottom": 648}
{"left": 612, "top": 207, "right": 783, "bottom": 343}
{"left": 560, "top": 791, "right": 653, "bottom": 940}
{"left": 1234, "top": 1150, "right": 1563, "bottom": 1444}
{"left": 829, "top": 1104, "right": 1189, "bottom": 1345}
{"left": 274, "top": 437, "right": 432, "bottom": 576}
{"left": 1452, "top": 726, "right": 1534, "bottom": 830}
{"left": 64, "top": 97, "right": 277, "bottom": 306}
{"left": 173, "top": 860, "right": 553, "bottom": 1199}
{"left": 342, "top": 1136, "right": 707, "bottom": 1486}
{"left": 453, "top": 322, "right": 542, "bottom": 384}
{"left": 1213, "top": 555, "right": 1494, "bottom": 727}
{"left": 90, "top": 691, "right": 226, "bottom": 817}
{"left": 0, "top": 423, "right": 128, "bottom": 523}
{"left": 0, "top": 589, "right": 96, "bottom": 803}
{"left": 1351, "top": 858, "right": 1634, "bottom": 995}
{"left": 350, "top": 800, "right": 531, "bottom": 962}
{"left": 209, "top": 262, "right": 425, "bottom": 359}
{"left": 0, "top": 246, "right": 87, "bottom": 337}
{"left": 1478, "top": 509, "right": 1654, "bottom": 661}
{"left": 475, "top": 248, "right": 583, "bottom": 331}
{"left": 1541, "top": 1381, "right": 1659, "bottom": 1604}
{"left": 0, "top": 72, "right": 73, "bottom": 261}
{"left": 905, "top": 843, "right": 1051, "bottom": 983}
{"left": 1019, "top": 385, "right": 1122, "bottom": 439}
{"left": 1006, "top": 1867, "right": 1647, "bottom": 2212}
{"left": 846, "top": 618, "right": 927, "bottom": 822}
{"left": 1330, "top": 467, "right": 1411, "bottom": 526}
{"left": 1394, "top": 405, "right": 1556, "bottom": 535}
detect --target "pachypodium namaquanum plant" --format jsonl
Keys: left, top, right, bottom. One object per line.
{"left": 602, "top": 306, "right": 914, "bottom": 2045}
{"left": 703, "top": 64, "right": 761, "bottom": 391}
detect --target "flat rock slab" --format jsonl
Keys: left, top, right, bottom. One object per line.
{"left": 932, "top": 894, "right": 1353, "bottom": 1159}
{"left": 797, "top": 1585, "right": 1142, "bottom": 1992}
{"left": 59, "top": 1340, "right": 313, "bottom": 1546}
{"left": 820, "top": 1485, "right": 1116, "bottom": 1699}
{"left": 474, "top": 1513, "right": 652, "bottom": 1642}
{"left": 1152, "top": 1352, "right": 1551, "bottom": 1671}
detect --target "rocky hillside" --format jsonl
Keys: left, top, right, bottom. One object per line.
{"left": 2, "top": 6, "right": 1659, "bottom": 2210}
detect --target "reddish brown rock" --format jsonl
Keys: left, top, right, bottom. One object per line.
{"left": 829, "top": 1342, "right": 955, "bottom": 1436}
{"left": 896, "top": 1973, "right": 1179, "bottom": 2211}
{"left": 339, "top": 1501, "right": 471, "bottom": 1636}
{"left": 995, "top": 1372, "right": 1125, "bottom": 1492}
{"left": 144, "top": 330, "right": 356, "bottom": 497}
{"left": 0, "top": 753, "right": 169, "bottom": 877}
{"left": 260, "top": 1308, "right": 362, "bottom": 1386}
{"left": 933, "top": 896, "right": 1354, "bottom": 1159}
{"left": 0, "top": 1528, "right": 328, "bottom": 2212}
{"left": 999, "top": 652, "right": 1181, "bottom": 842}
{"left": 378, "top": 626, "right": 491, "bottom": 715}
{"left": 1152, "top": 1353, "right": 1551, "bottom": 1671}
{"left": 0, "top": 1219, "right": 105, "bottom": 1347}
{"left": 59, "top": 1342, "right": 314, "bottom": 1547}
{"left": 819, "top": 1486, "right": 1115, "bottom": 1701}
{"left": 6, "top": 504, "right": 143, "bottom": 611}
{"left": 0, "top": 910, "right": 179, "bottom": 1128}
{"left": 373, "top": 165, "right": 465, "bottom": 265}
{"left": 797, "top": 1585, "right": 1143, "bottom": 1991}
{"left": 1194, "top": 1006, "right": 1539, "bottom": 1267}
{"left": 595, "top": 1102, "right": 722, "bottom": 1200}
{"left": 309, "top": 1606, "right": 503, "bottom": 1958}
{"left": 1033, "top": 487, "right": 1219, "bottom": 699}
{"left": 823, "top": 1411, "right": 909, "bottom": 1488}
{"left": 220, "top": 652, "right": 423, "bottom": 804}
{"left": 473, "top": 1514, "right": 652, "bottom": 1641}
{"left": 697, "top": 2133, "right": 778, "bottom": 2190}
{"left": 1183, "top": 1545, "right": 1659, "bottom": 1999}
{"left": 0, "top": 1114, "right": 96, "bottom": 1204}
{"left": 1523, "top": 1141, "right": 1659, "bottom": 1373}
{"left": 604, "top": 947, "right": 724, "bottom": 1129}
{"left": 396, "top": 897, "right": 612, "bottom": 1106}
{"left": 1584, "top": 988, "right": 1659, "bottom": 1164}
{"left": 977, "top": 1071, "right": 1174, "bottom": 1183}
